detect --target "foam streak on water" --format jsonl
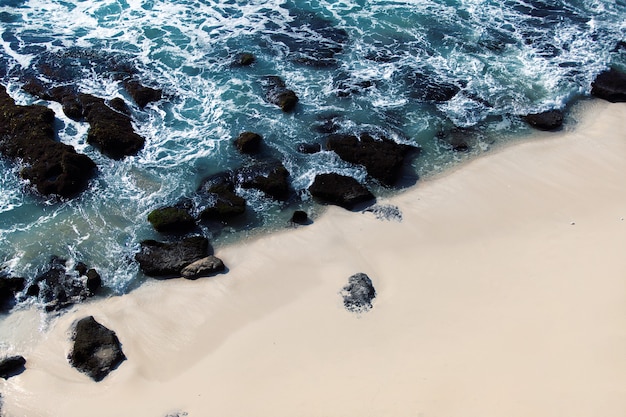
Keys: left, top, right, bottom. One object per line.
{"left": 0, "top": 0, "right": 624, "bottom": 294}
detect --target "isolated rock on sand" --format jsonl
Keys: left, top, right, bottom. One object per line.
{"left": 341, "top": 273, "right": 376, "bottom": 313}
{"left": 308, "top": 173, "right": 375, "bottom": 210}
{"left": 135, "top": 236, "right": 211, "bottom": 277}
{"left": 68, "top": 316, "right": 126, "bottom": 382}
{"left": 180, "top": 256, "right": 225, "bottom": 279}
{"left": 591, "top": 68, "right": 626, "bottom": 102}
{"left": 523, "top": 109, "right": 564, "bottom": 131}
{"left": 0, "top": 355, "right": 26, "bottom": 379}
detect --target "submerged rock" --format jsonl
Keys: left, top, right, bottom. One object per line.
{"left": 148, "top": 206, "right": 196, "bottom": 234}
{"left": 135, "top": 236, "right": 211, "bottom": 277}
{"left": 523, "top": 109, "right": 564, "bottom": 131}
{"left": 0, "top": 355, "right": 26, "bottom": 379}
{"left": 0, "top": 85, "right": 97, "bottom": 198}
{"left": 326, "top": 133, "right": 418, "bottom": 186}
{"left": 263, "top": 76, "right": 299, "bottom": 112}
{"left": 407, "top": 72, "right": 462, "bottom": 102}
{"left": 340, "top": 272, "right": 376, "bottom": 313}
{"left": 180, "top": 256, "right": 226, "bottom": 279}
{"left": 309, "top": 173, "right": 375, "bottom": 210}
{"left": 68, "top": 316, "right": 126, "bottom": 382}
{"left": 232, "top": 52, "right": 255, "bottom": 66}
{"left": 591, "top": 68, "right": 626, "bottom": 102}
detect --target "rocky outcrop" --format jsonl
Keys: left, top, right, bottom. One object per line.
{"left": 122, "top": 79, "right": 162, "bottom": 108}
{"left": 0, "top": 85, "right": 97, "bottom": 198}
{"left": 180, "top": 256, "right": 225, "bottom": 279}
{"left": 135, "top": 236, "right": 211, "bottom": 277}
{"left": 308, "top": 173, "right": 375, "bottom": 210}
{"left": 340, "top": 272, "right": 376, "bottom": 313}
{"left": 235, "top": 160, "right": 291, "bottom": 201}
{"left": 234, "top": 132, "right": 263, "bottom": 155}
{"left": 591, "top": 68, "right": 626, "bottom": 102}
{"left": 197, "top": 172, "right": 246, "bottom": 221}
{"left": 523, "top": 109, "right": 564, "bottom": 131}
{"left": 68, "top": 316, "right": 125, "bottom": 382}
{"left": 0, "top": 355, "right": 26, "bottom": 379}
{"left": 147, "top": 206, "right": 196, "bottom": 234}
{"left": 326, "top": 133, "right": 418, "bottom": 186}
{"left": 263, "top": 76, "right": 299, "bottom": 112}
{"left": 0, "top": 275, "right": 26, "bottom": 313}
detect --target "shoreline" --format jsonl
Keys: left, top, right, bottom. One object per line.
{"left": 1, "top": 99, "right": 625, "bottom": 417}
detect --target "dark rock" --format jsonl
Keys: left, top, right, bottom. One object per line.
{"left": 235, "top": 160, "right": 291, "bottom": 201}
{"left": 263, "top": 76, "right": 299, "bottom": 112}
{"left": 122, "top": 79, "right": 162, "bottom": 108}
{"left": 340, "top": 272, "right": 376, "bottom": 313}
{"left": 26, "top": 284, "right": 40, "bottom": 297}
{"left": 591, "top": 68, "right": 626, "bottom": 102}
{"left": 290, "top": 210, "right": 309, "bottom": 225}
{"left": 74, "top": 262, "right": 88, "bottom": 276}
{"left": 0, "top": 85, "right": 97, "bottom": 198}
{"left": 234, "top": 131, "right": 262, "bottom": 155}
{"left": 135, "top": 236, "right": 211, "bottom": 277}
{"left": 68, "top": 316, "right": 126, "bottom": 382}
{"left": 198, "top": 172, "right": 246, "bottom": 221}
{"left": 86, "top": 269, "right": 102, "bottom": 296}
{"left": 79, "top": 93, "right": 145, "bottom": 159}
{"left": 0, "top": 275, "right": 25, "bottom": 313}
{"left": 326, "top": 133, "right": 418, "bottom": 186}
{"left": 0, "top": 355, "right": 26, "bottom": 379}
{"left": 180, "top": 256, "right": 226, "bottom": 279}
{"left": 232, "top": 52, "right": 255, "bottom": 66}
{"left": 147, "top": 206, "right": 196, "bottom": 234}
{"left": 436, "top": 129, "right": 471, "bottom": 152}
{"left": 312, "top": 114, "right": 342, "bottom": 134}
{"left": 108, "top": 97, "right": 131, "bottom": 115}
{"left": 308, "top": 173, "right": 375, "bottom": 210}
{"left": 407, "top": 72, "right": 461, "bottom": 102}
{"left": 523, "top": 109, "right": 564, "bottom": 131}
{"left": 296, "top": 143, "right": 322, "bottom": 154}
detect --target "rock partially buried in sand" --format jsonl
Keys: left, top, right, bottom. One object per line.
{"left": 135, "top": 236, "right": 211, "bottom": 277}
{"left": 0, "top": 355, "right": 26, "bottom": 379}
{"left": 523, "top": 109, "right": 564, "bottom": 131}
{"left": 180, "top": 256, "right": 226, "bottom": 279}
{"left": 341, "top": 273, "right": 376, "bottom": 313}
{"left": 68, "top": 316, "right": 126, "bottom": 382}
{"left": 308, "top": 173, "right": 375, "bottom": 210}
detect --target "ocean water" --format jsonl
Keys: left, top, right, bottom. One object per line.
{"left": 0, "top": 0, "right": 625, "bottom": 298}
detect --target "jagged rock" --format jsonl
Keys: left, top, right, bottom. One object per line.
{"left": 0, "top": 275, "right": 25, "bottom": 313}
{"left": 122, "top": 79, "right": 162, "bottom": 108}
{"left": 326, "top": 133, "right": 418, "bottom": 186}
{"left": 68, "top": 316, "right": 125, "bottom": 382}
{"left": 180, "top": 256, "right": 225, "bottom": 279}
{"left": 86, "top": 269, "right": 102, "bottom": 296}
{"left": 234, "top": 132, "right": 263, "bottom": 155}
{"left": 198, "top": 172, "right": 246, "bottom": 221}
{"left": 235, "top": 160, "right": 291, "bottom": 200}
{"left": 407, "top": 72, "right": 462, "bottom": 102}
{"left": 340, "top": 272, "right": 376, "bottom": 313}
{"left": 591, "top": 68, "right": 626, "bottom": 102}
{"left": 290, "top": 210, "right": 310, "bottom": 225}
{"left": 135, "top": 236, "right": 211, "bottom": 277}
{"left": 296, "top": 143, "right": 322, "bottom": 154}
{"left": 263, "top": 76, "right": 299, "bottom": 112}
{"left": 232, "top": 52, "right": 255, "bottom": 66}
{"left": 0, "top": 355, "right": 26, "bottom": 379}
{"left": 523, "top": 109, "right": 564, "bottom": 131}
{"left": 147, "top": 206, "right": 196, "bottom": 234}
{"left": 0, "top": 85, "right": 97, "bottom": 198}
{"left": 309, "top": 173, "right": 375, "bottom": 210}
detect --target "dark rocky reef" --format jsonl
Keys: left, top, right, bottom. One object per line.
{"left": 68, "top": 316, "right": 126, "bottom": 382}
{"left": 326, "top": 133, "right": 419, "bottom": 186}
{"left": 197, "top": 172, "right": 247, "bottom": 221}
{"left": 523, "top": 109, "right": 564, "bottom": 131}
{"left": 0, "top": 85, "right": 97, "bottom": 198}
{"left": 235, "top": 160, "right": 291, "bottom": 201}
{"left": 135, "top": 236, "right": 216, "bottom": 277}
{"left": 148, "top": 206, "right": 196, "bottom": 234}
{"left": 27, "top": 256, "right": 102, "bottom": 312}
{"left": 0, "top": 355, "right": 26, "bottom": 379}
{"left": 309, "top": 173, "right": 375, "bottom": 210}
{"left": 122, "top": 79, "right": 162, "bottom": 108}
{"left": 0, "top": 274, "right": 25, "bottom": 313}
{"left": 591, "top": 68, "right": 626, "bottom": 102}
{"left": 234, "top": 131, "right": 263, "bottom": 155}
{"left": 262, "top": 76, "right": 299, "bottom": 112}
{"left": 340, "top": 272, "right": 376, "bottom": 313}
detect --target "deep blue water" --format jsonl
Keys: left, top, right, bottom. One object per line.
{"left": 0, "top": 0, "right": 625, "bottom": 295}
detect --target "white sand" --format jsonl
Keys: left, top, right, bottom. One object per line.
{"left": 1, "top": 100, "right": 625, "bottom": 417}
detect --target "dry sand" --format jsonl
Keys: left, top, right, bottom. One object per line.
{"left": 1, "top": 100, "right": 625, "bottom": 417}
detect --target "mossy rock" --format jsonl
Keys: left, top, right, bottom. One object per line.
{"left": 147, "top": 207, "right": 196, "bottom": 233}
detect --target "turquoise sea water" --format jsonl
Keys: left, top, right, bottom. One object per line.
{"left": 0, "top": 0, "right": 625, "bottom": 297}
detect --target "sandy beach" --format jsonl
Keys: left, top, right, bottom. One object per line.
{"left": 1, "top": 99, "right": 625, "bottom": 417}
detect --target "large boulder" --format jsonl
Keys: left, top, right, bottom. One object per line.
{"left": 0, "top": 275, "right": 26, "bottom": 313}
{"left": 0, "top": 355, "right": 26, "bottom": 379}
{"left": 326, "top": 133, "right": 418, "bottom": 186}
{"left": 197, "top": 172, "right": 246, "bottom": 221}
{"left": 591, "top": 68, "right": 626, "bottom": 102}
{"left": 135, "top": 236, "right": 211, "bottom": 277}
{"left": 308, "top": 173, "right": 375, "bottom": 210}
{"left": 235, "top": 160, "right": 291, "bottom": 201}
{"left": 234, "top": 131, "right": 263, "bottom": 155}
{"left": 263, "top": 76, "right": 299, "bottom": 112}
{"left": 523, "top": 109, "right": 564, "bottom": 131}
{"left": 180, "top": 256, "right": 226, "bottom": 279}
{"left": 147, "top": 206, "right": 196, "bottom": 234}
{"left": 0, "top": 85, "right": 97, "bottom": 198}
{"left": 68, "top": 316, "right": 126, "bottom": 382}
{"left": 340, "top": 272, "right": 376, "bottom": 313}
